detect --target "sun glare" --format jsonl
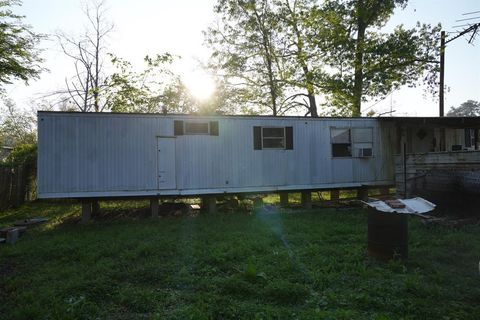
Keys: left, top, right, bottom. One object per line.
{"left": 183, "top": 71, "right": 216, "bottom": 101}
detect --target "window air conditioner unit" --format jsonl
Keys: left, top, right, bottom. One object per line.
{"left": 358, "top": 148, "right": 373, "bottom": 157}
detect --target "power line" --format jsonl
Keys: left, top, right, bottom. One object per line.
{"left": 455, "top": 16, "right": 480, "bottom": 22}
{"left": 462, "top": 10, "right": 480, "bottom": 16}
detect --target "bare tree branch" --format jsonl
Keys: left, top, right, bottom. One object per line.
{"left": 50, "top": 0, "right": 113, "bottom": 112}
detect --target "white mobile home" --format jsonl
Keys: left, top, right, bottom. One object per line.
{"left": 37, "top": 112, "right": 396, "bottom": 199}
{"left": 37, "top": 112, "right": 480, "bottom": 220}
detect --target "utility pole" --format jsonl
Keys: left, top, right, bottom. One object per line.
{"left": 439, "top": 23, "right": 479, "bottom": 117}
{"left": 439, "top": 31, "right": 445, "bottom": 117}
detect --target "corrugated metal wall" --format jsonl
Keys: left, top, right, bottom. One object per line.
{"left": 38, "top": 113, "right": 396, "bottom": 198}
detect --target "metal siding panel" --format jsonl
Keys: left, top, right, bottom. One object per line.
{"left": 42, "top": 115, "right": 161, "bottom": 194}
{"left": 311, "top": 121, "right": 332, "bottom": 184}
{"left": 300, "top": 120, "right": 312, "bottom": 185}
{"left": 331, "top": 158, "right": 353, "bottom": 183}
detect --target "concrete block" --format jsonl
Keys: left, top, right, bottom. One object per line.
{"left": 150, "top": 198, "right": 159, "bottom": 218}
{"left": 357, "top": 187, "right": 369, "bottom": 201}
{"left": 301, "top": 191, "right": 312, "bottom": 209}
{"left": 279, "top": 193, "right": 289, "bottom": 207}
{"left": 202, "top": 196, "right": 217, "bottom": 214}
{"left": 6, "top": 228, "right": 19, "bottom": 244}
{"left": 92, "top": 201, "right": 100, "bottom": 216}
{"left": 0, "top": 227, "right": 22, "bottom": 238}
{"left": 330, "top": 190, "right": 340, "bottom": 201}
{"left": 81, "top": 200, "right": 92, "bottom": 223}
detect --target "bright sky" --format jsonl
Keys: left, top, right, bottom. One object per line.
{"left": 4, "top": 0, "right": 480, "bottom": 116}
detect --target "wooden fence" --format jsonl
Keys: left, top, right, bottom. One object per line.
{"left": 0, "top": 165, "right": 35, "bottom": 210}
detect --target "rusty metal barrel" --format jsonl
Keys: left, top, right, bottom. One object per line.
{"left": 368, "top": 210, "right": 408, "bottom": 261}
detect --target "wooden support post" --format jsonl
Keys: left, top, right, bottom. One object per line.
{"left": 81, "top": 200, "right": 92, "bottom": 223}
{"left": 301, "top": 191, "right": 312, "bottom": 209}
{"left": 150, "top": 198, "right": 159, "bottom": 218}
{"left": 203, "top": 196, "right": 217, "bottom": 214}
{"left": 357, "top": 187, "right": 368, "bottom": 201}
{"left": 279, "top": 192, "right": 289, "bottom": 207}
{"left": 91, "top": 201, "right": 100, "bottom": 217}
{"left": 330, "top": 190, "right": 340, "bottom": 201}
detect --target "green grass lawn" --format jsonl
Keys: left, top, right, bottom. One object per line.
{"left": 1, "top": 199, "right": 479, "bottom": 319}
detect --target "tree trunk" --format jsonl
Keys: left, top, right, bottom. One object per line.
{"left": 307, "top": 93, "right": 318, "bottom": 117}
{"left": 289, "top": 2, "right": 318, "bottom": 118}
{"left": 353, "top": 7, "right": 367, "bottom": 117}
{"left": 266, "top": 54, "right": 278, "bottom": 116}
{"left": 302, "top": 65, "right": 318, "bottom": 117}
{"left": 252, "top": 6, "right": 278, "bottom": 116}
{"left": 260, "top": 28, "right": 277, "bottom": 115}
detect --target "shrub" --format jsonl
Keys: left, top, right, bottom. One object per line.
{"left": 2, "top": 143, "right": 37, "bottom": 168}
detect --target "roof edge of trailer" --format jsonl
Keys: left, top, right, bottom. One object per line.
{"left": 36, "top": 110, "right": 371, "bottom": 120}
{"left": 36, "top": 110, "right": 480, "bottom": 121}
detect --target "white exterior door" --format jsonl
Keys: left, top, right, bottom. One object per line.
{"left": 157, "top": 137, "right": 176, "bottom": 189}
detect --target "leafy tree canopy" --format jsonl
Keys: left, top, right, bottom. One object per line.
{"left": 205, "top": 0, "right": 441, "bottom": 117}
{"left": 107, "top": 54, "right": 230, "bottom": 115}
{"left": 0, "top": 98, "right": 36, "bottom": 146}
{"left": 206, "top": 0, "right": 292, "bottom": 116}
{"left": 447, "top": 100, "right": 480, "bottom": 117}
{"left": 0, "top": 0, "right": 43, "bottom": 90}
{"left": 316, "top": 0, "right": 441, "bottom": 116}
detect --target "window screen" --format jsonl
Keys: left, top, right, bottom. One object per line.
{"left": 331, "top": 127, "right": 373, "bottom": 157}
{"left": 262, "top": 127, "right": 285, "bottom": 149}
{"left": 253, "top": 126, "right": 293, "bottom": 150}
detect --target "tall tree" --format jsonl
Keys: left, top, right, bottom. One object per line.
{"left": 447, "top": 100, "right": 480, "bottom": 117}
{"left": 56, "top": 0, "right": 113, "bottom": 112}
{"left": 0, "top": 0, "right": 43, "bottom": 91}
{"left": 206, "top": 0, "right": 291, "bottom": 116}
{"left": 276, "top": 0, "right": 322, "bottom": 117}
{"left": 316, "top": 0, "right": 440, "bottom": 116}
